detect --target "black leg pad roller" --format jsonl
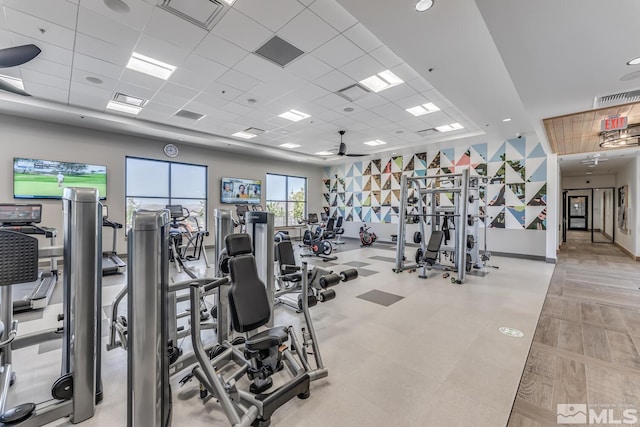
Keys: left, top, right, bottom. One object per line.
{"left": 339, "top": 269, "right": 358, "bottom": 282}
{"left": 319, "top": 289, "right": 336, "bottom": 302}
{"left": 319, "top": 273, "right": 341, "bottom": 289}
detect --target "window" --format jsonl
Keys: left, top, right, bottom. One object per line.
{"left": 266, "top": 173, "right": 306, "bottom": 227}
{"left": 125, "top": 157, "right": 207, "bottom": 229}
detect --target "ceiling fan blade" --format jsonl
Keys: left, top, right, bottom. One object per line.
{"left": 338, "top": 142, "right": 347, "bottom": 156}
{"left": 346, "top": 153, "right": 368, "bottom": 157}
{"left": 0, "top": 44, "right": 41, "bottom": 68}
{"left": 0, "top": 79, "right": 31, "bottom": 96}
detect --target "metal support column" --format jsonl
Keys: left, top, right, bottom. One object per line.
{"left": 214, "top": 209, "right": 234, "bottom": 341}
{"left": 456, "top": 169, "right": 469, "bottom": 283}
{"left": 127, "top": 209, "right": 171, "bottom": 427}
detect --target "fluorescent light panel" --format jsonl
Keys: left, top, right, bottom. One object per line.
{"left": 406, "top": 102, "right": 440, "bottom": 117}
{"left": 106, "top": 100, "right": 142, "bottom": 115}
{"left": 359, "top": 70, "right": 404, "bottom": 93}
{"left": 315, "top": 151, "right": 333, "bottom": 156}
{"left": 278, "top": 109, "right": 310, "bottom": 122}
{"left": 280, "top": 143, "right": 301, "bottom": 149}
{"left": 363, "top": 139, "right": 387, "bottom": 146}
{"left": 221, "top": 0, "right": 235, "bottom": 4}
{"left": 232, "top": 131, "right": 258, "bottom": 139}
{"left": 0, "top": 74, "right": 25, "bottom": 90}
{"left": 435, "top": 122, "right": 464, "bottom": 132}
{"left": 126, "top": 52, "right": 176, "bottom": 80}
{"left": 114, "top": 92, "right": 147, "bottom": 107}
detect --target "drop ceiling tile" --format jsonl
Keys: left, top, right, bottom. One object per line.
{"left": 244, "top": 83, "right": 291, "bottom": 105}
{"left": 369, "top": 45, "right": 403, "bottom": 69}
{"left": 134, "top": 34, "right": 190, "bottom": 68}
{"left": 286, "top": 54, "right": 333, "bottom": 80}
{"left": 3, "top": 0, "right": 77, "bottom": 29}
{"left": 4, "top": 8, "right": 75, "bottom": 49}
{"left": 20, "top": 68, "right": 70, "bottom": 92}
{"left": 71, "top": 69, "right": 117, "bottom": 93}
{"left": 313, "top": 34, "right": 364, "bottom": 69}
{"left": 77, "top": 7, "right": 141, "bottom": 50}
{"left": 0, "top": 9, "right": 7, "bottom": 29}
{"left": 421, "top": 88, "right": 447, "bottom": 102}
{"left": 314, "top": 93, "right": 351, "bottom": 110}
{"left": 68, "top": 87, "right": 111, "bottom": 111}
{"left": 241, "top": 108, "right": 275, "bottom": 123}
{"left": 216, "top": 69, "right": 260, "bottom": 92}
{"left": 195, "top": 33, "right": 249, "bottom": 68}
{"left": 74, "top": 33, "right": 131, "bottom": 67}
{"left": 407, "top": 78, "right": 434, "bottom": 93}
{"left": 144, "top": 7, "right": 208, "bottom": 51}
{"left": 232, "top": 53, "right": 305, "bottom": 90}
{"left": 350, "top": 109, "right": 381, "bottom": 124}
{"left": 277, "top": 84, "right": 329, "bottom": 106}
{"left": 180, "top": 54, "right": 228, "bottom": 79}
{"left": 119, "top": 69, "right": 165, "bottom": 92}
{"left": 21, "top": 57, "right": 71, "bottom": 80}
{"left": 298, "top": 0, "right": 315, "bottom": 6}
{"left": 201, "top": 82, "right": 243, "bottom": 102}
{"left": 169, "top": 68, "right": 211, "bottom": 92}
{"left": 234, "top": 0, "right": 304, "bottom": 32}
{"left": 278, "top": 9, "right": 338, "bottom": 52}
{"left": 158, "top": 82, "right": 199, "bottom": 101}
{"left": 202, "top": 108, "right": 240, "bottom": 122}
{"left": 73, "top": 53, "right": 122, "bottom": 80}
{"left": 10, "top": 34, "right": 73, "bottom": 67}
{"left": 308, "top": 1, "right": 357, "bottom": 32}
{"left": 343, "top": 23, "right": 383, "bottom": 53}
{"left": 26, "top": 81, "right": 69, "bottom": 103}
{"left": 69, "top": 80, "right": 112, "bottom": 101}
{"left": 314, "top": 109, "right": 343, "bottom": 122}
{"left": 80, "top": 0, "right": 152, "bottom": 30}
{"left": 221, "top": 102, "right": 254, "bottom": 116}
{"left": 137, "top": 101, "right": 179, "bottom": 119}
{"left": 379, "top": 83, "right": 417, "bottom": 103}
{"left": 151, "top": 92, "right": 189, "bottom": 110}
{"left": 211, "top": 8, "right": 273, "bottom": 52}
{"left": 353, "top": 93, "right": 387, "bottom": 109}
{"left": 396, "top": 117, "right": 430, "bottom": 132}
{"left": 371, "top": 102, "right": 408, "bottom": 120}
{"left": 395, "top": 93, "right": 430, "bottom": 110}
{"left": 313, "top": 69, "right": 354, "bottom": 92}
{"left": 391, "top": 63, "right": 421, "bottom": 83}
{"left": 0, "top": 29, "right": 10, "bottom": 45}
{"left": 339, "top": 54, "right": 383, "bottom": 82}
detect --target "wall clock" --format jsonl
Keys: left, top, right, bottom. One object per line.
{"left": 164, "top": 143, "right": 179, "bottom": 158}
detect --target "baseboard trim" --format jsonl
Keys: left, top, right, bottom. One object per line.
{"left": 614, "top": 241, "right": 639, "bottom": 261}
{"left": 485, "top": 251, "right": 547, "bottom": 262}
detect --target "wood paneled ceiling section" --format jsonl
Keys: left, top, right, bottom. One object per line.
{"left": 543, "top": 102, "right": 640, "bottom": 155}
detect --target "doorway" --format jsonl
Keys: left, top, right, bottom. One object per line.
{"left": 568, "top": 196, "right": 588, "bottom": 230}
{"left": 592, "top": 188, "right": 615, "bottom": 243}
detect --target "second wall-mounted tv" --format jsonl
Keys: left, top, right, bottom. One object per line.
{"left": 14, "top": 157, "right": 107, "bottom": 200}
{"left": 221, "top": 177, "right": 261, "bottom": 204}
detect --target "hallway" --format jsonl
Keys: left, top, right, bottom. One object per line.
{"left": 508, "top": 231, "right": 640, "bottom": 426}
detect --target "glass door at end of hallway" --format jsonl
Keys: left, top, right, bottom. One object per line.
{"left": 568, "top": 196, "right": 588, "bottom": 230}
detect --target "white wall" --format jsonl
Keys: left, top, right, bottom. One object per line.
{"left": 562, "top": 174, "right": 616, "bottom": 189}
{"left": 0, "top": 114, "right": 323, "bottom": 254}
{"left": 546, "top": 153, "right": 558, "bottom": 261}
{"left": 614, "top": 155, "right": 638, "bottom": 256}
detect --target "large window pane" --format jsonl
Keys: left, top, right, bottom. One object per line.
{"left": 172, "top": 198, "right": 207, "bottom": 231}
{"left": 288, "top": 176, "right": 306, "bottom": 201}
{"left": 125, "top": 197, "right": 169, "bottom": 228}
{"left": 171, "top": 164, "right": 206, "bottom": 198}
{"left": 267, "top": 201, "right": 286, "bottom": 227}
{"left": 126, "top": 158, "right": 169, "bottom": 197}
{"left": 266, "top": 174, "right": 286, "bottom": 200}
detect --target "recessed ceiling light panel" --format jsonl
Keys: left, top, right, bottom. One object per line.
{"left": 315, "top": 151, "right": 333, "bottom": 156}
{"left": 406, "top": 102, "right": 440, "bottom": 117}
{"left": 232, "top": 131, "right": 258, "bottom": 139}
{"left": 363, "top": 140, "right": 387, "bottom": 146}
{"left": 106, "top": 100, "right": 142, "bottom": 115}
{"left": 127, "top": 52, "right": 176, "bottom": 80}
{"left": 415, "top": 0, "right": 434, "bottom": 12}
{"left": 278, "top": 109, "right": 310, "bottom": 122}
{"left": 280, "top": 143, "right": 301, "bottom": 149}
{"left": 359, "top": 70, "right": 404, "bottom": 93}
{"left": 114, "top": 92, "right": 147, "bottom": 107}
{"left": 502, "top": 118, "right": 512, "bottom": 122}
{"left": 435, "top": 122, "right": 464, "bottom": 132}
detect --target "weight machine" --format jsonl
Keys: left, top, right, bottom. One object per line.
{"left": 393, "top": 169, "right": 489, "bottom": 284}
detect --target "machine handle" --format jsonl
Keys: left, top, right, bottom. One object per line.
{"left": 0, "top": 320, "right": 18, "bottom": 348}
{"left": 201, "top": 277, "right": 230, "bottom": 293}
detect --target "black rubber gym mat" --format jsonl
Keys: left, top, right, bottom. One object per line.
{"left": 356, "top": 289, "right": 404, "bottom": 307}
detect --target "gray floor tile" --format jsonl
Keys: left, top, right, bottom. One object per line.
{"left": 342, "top": 261, "right": 370, "bottom": 267}
{"left": 355, "top": 268, "right": 378, "bottom": 277}
{"left": 368, "top": 255, "right": 397, "bottom": 263}
{"left": 357, "top": 289, "right": 404, "bottom": 307}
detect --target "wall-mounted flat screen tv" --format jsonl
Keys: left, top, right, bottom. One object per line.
{"left": 14, "top": 157, "right": 107, "bottom": 200}
{"left": 221, "top": 177, "right": 261, "bottom": 204}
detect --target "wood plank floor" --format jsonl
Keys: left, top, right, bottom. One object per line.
{"left": 508, "top": 231, "right": 640, "bottom": 426}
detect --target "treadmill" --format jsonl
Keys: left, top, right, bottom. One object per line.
{"left": 102, "top": 205, "right": 126, "bottom": 275}
{"left": 0, "top": 203, "right": 58, "bottom": 312}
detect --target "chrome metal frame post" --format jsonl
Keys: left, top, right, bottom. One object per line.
{"left": 245, "top": 212, "right": 275, "bottom": 326}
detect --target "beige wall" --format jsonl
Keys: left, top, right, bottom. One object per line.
{"left": 0, "top": 113, "right": 323, "bottom": 254}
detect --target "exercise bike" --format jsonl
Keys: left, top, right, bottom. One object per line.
{"left": 300, "top": 213, "right": 337, "bottom": 261}
{"left": 359, "top": 224, "right": 377, "bottom": 246}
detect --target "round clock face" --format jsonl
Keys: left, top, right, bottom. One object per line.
{"left": 164, "top": 143, "right": 179, "bottom": 158}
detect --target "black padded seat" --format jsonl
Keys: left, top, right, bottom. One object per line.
{"left": 246, "top": 326, "right": 289, "bottom": 352}
{"left": 334, "top": 217, "right": 344, "bottom": 236}
{"left": 275, "top": 241, "right": 299, "bottom": 276}
{"left": 424, "top": 230, "right": 444, "bottom": 265}
{"left": 322, "top": 218, "right": 336, "bottom": 239}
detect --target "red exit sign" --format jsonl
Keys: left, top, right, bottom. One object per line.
{"left": 601, "top": 115, "right": 628, "bottom": 131}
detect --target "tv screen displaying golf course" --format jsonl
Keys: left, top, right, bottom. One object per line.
{"left": 14, "top": 157, "right": 107, "bottom": 200}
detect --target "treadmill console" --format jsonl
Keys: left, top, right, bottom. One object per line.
{"left": 0, "top": 203, "right": 42, "bottom": 225}
{"left": 166, "top": 205, "right": 184, "bottom": 220}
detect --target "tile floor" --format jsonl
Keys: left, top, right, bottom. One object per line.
{"left": 7, "top": 238, "right": 556, "bottom": 426}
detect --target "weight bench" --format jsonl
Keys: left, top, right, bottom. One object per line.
{"left": 423, "top": 230, "right": 444, "bottom": 266}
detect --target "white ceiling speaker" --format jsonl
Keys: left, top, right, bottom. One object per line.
{"left": 416, "top": 0, "right": 434, "bottom": 12}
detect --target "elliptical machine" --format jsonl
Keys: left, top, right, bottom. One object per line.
{"left": 300, "top": 213, "right": 337, "bottom": 261}
{"left": 359, "top": 223, "right": 377, "bottom": 246}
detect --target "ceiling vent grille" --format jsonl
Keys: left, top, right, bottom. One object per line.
{"left": 159, "top": 0, "right": 228, "bottom": 31}
{"left": 336, "top": 83, "right": 370, "bottom": 102}
{"left": 254, "top": 36, "right": 304, "bottom": 67}
{"left": 593, "top": 88, "right": 640, "bottom": 109}
{"left": 174, "top": 109, "right": 205, "bottom": 121}
{"left": 417, "top": 128, "right": 438, "bottom": 136}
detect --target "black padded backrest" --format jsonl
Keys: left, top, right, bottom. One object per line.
{"left": 227, "top": 255, "right": 271, "bottom": 333}
{"left": 426, "top": 230, "right": 444, "bottom": 252}
{"left": 275, "top": 241, "right": 297, "bottom": 272}
{"left": 307, "top": 213, "right": 318, "bottom": 223}
{"left": 335, "top": 217, "right": 343, "bottom": 229}
{"left": 0, "top": 230, "right": 39, "bottom": 287}
{"left": 225, "top": 233, "right": 252, "bottom": 257}
{"left": 325, "top": 217, "right": 335, "bottom": 231}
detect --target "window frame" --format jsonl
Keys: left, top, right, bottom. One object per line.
{"left": 266, "top": 173, "right": 307, "bottom": 227}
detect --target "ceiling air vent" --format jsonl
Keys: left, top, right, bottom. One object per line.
{"left": 417, "top": 128, "right": 438, "bottom": 136}
{"left": 174, "top": 109, "right": 205, "bottom": 121}
{"left": 254, "top": 36, "right": 304, "bottom": 67}
{"left": 159, "top": 0, "right": 228, "bottom": 31}
{"left": 593, "top": 88, "right": 640, "bottom": 109}
{"left": 336, "top": 83, "right": 370, "bottom": 102}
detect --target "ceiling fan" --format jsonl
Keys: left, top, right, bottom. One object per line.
{"left": 335, "top": 130, "right": 367, "bottom": 157}
{"left": 580, "top": 155, "right": 608, "bottom": 166}
{"left": 0, "top": 44, "right": 41, "bottom": 96}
